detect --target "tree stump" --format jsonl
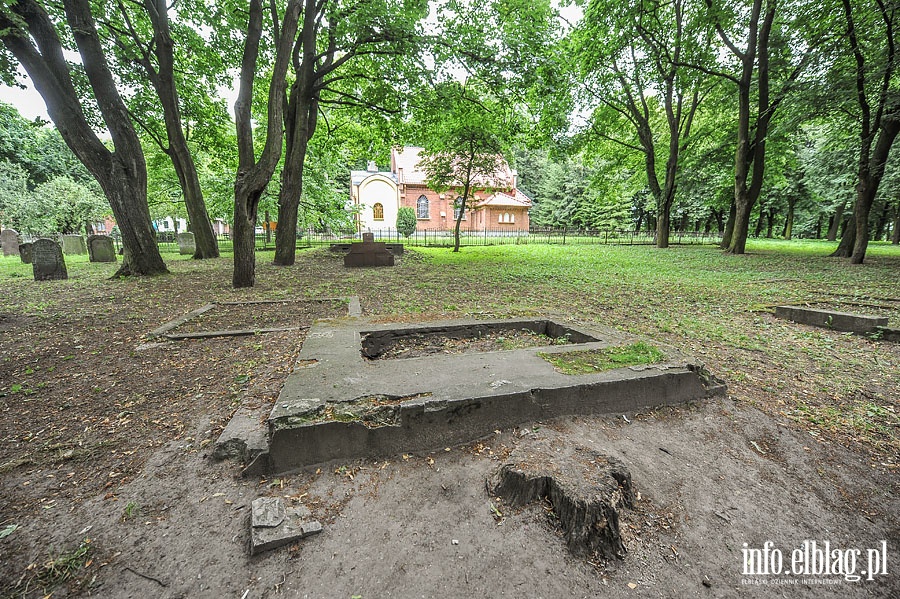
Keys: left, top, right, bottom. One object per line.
{"left": 490, "top": 448, "right": 635, "bottom": 560}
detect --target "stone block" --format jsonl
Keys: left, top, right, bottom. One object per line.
{"left": 774, "top": 306, "right": 888, "bottom": 334}
{"left": 1, "top": 229, "right": 20, "bottom": 256}
{"left": 250, "top": 497, "right": 322, "bottom": 556}
{"left": 176, "top": 232, "right": 195, "bottom": 255}
{"left": 32, "top": 239, "right": 67, "bottom": 281}
{"left": 87, "top": 235, "right": 117, "bottom": 263}
{"left": 19, "top": 242, "right": 32, "bottom": 264}
{"left": 60, "top": 234, "right": 87, "bottom": 255}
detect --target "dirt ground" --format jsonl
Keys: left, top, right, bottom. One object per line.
{"left": 0, "top": 248, "right": 898, "bottom": 598}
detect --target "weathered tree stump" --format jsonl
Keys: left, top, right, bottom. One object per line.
{"left": 490, "top": 449, "right": 634, "bottom": 559}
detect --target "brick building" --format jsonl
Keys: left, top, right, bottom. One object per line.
{"left": 350, "top": 147, "right": 531, "bottom": 233}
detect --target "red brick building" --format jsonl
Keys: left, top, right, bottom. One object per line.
{"left": 350, "top": 147, "right": 531, "bottom": 233}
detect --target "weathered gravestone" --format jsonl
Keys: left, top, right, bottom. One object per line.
{"left": 87, "top": 235, "right": 117, "bottom": 263}
{"left": 60, "top": 234, "right": 87, "bottom": 255}
{"left": 177, "top": 232, "right": 195, "bottom": 255}
{"left": 344, "top": 232, "right": 395, "bottom": 267}
{"left": 1, "top": 229, "right": 20, "bottom": 256}
{"left": 19, "top": 242, "right": 33, "bottom": 264}
{"left": 32, "top": 239, "right": 68, "bottom": 281}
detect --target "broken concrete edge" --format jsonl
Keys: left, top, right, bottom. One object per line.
{"left": 874, "top": 327, "right": 900, "bottom": 343}
{"left": 146, "top": 303, "right": 216, "bottom": 338}
{"left": 164, "top": 326, "right": 308, "bottom": 341}
{"left": 213, "top": 405, "right": 269, "bottom": 464}
{"left": 249, "top": 497, "right": 322, "bottom": 556}
{"left": 255, "top": 365, "right": 725, "bottom": 475}
{"left": 773, "top": 305, "right": 889, "bottom": 334}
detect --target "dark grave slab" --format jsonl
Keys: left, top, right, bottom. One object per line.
{"left": 775, "top": 305, "right": 888, "bottom": 334}
{"left": 344, "top": 232, "right": 395, "bottom": 267}
{"left": 19, "top": 242, "right": 32, "bottom": 264}
{"left": 331, "top": 242, "right": 404, "bottom": 256}
{"left": 32, "top": 239, "right": 68, "bottom": 281}
{"left": 60, "top": 234, "right": 87, "bottom": 255}
{"left": 87, "top": 235, "right": 117, "bottom": 262}
{"left": 1, "top": 229, "right": 20, "bottom": 256}
{"left": 177, "top": 232, "right": 195, "bottom": 255}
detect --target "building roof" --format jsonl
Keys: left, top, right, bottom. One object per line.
{"left": 350, "top": 170, "right": 397, "bottom": 186}
{"left": 390, "top": 146, "right": 515, "bottom": 188}
{"left": 473, "top": 190, "right": 532, "bottom": 208}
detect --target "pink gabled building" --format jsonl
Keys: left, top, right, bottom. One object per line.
{"left": 350, "top": 146, "right": 531, "bottom": 233}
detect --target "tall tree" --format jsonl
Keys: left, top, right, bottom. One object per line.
{"left": 577, "top": 0, "right": 711, "bottom": 247}
{"left": 232, "top": 0, "right": 301, "bottom": 288}
{"left": 101, "top": 0, "right": 223, "bottom": 259}
{"left": 272, "top": 0, "right": 427, "bottom": 266}
{"left": 704, "top": 0, "right": 823, "bottom": 254}
{"left": 0, "top": 0, "right": 166, "bottom": 276}
{"left": 418, "top": 83, "right": 509, "bottom": 252}
{"left": 829, "top": 0, "right": 899, "bottom": 263}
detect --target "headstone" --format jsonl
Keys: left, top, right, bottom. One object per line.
{"left": 176, "top": 232, "right": 195, "bottom": 255}
{"left": 60, "top": 234, "right": 87, "bottom": 255}
{"left": 19, "top": 242, "right": 33, "bottom": 264}
{"left": 1, "top": 229, "right": 20, "bottom": 256}
{"left": 344, "top": 233, "right": 395, "bottom": 267}
{"left": 31, "top": 239, "right": 68, "bottom": 281}
{"left": 87, "top": 235, "right": 117, "bottom": 263}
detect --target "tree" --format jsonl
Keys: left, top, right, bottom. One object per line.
{"left": 0, "top": 0, "right": 166, "bottom": 276}
{"left": 829, "top": 0, "right": 900, "bottom": 263}
{"left": 576, "top": 0, "right": 711, "bottom": 247}
{"left": 232, "top": 0, "right": 301, "bottom": 288}
{"left": 23, "top": 176, "right": 107, "bottom": 235}
{"left": 272, "top": 0, "right": 427, "bottom": 267}
{"left": 418, "top": 83, "right": 510, "bottom": 252}
{"left": 396, "top": 207, "right": 417, "bottom": 238}
{"left": 100, "top": 0, "right": 223, "bottom": 259}
{"left": 703, "top": 0, "right": 824, "bottom": 254}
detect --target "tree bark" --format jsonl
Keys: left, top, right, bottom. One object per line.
{"left": 0, "top": 0, "right": 167, "bottom": 276}
{"left": 232, "top": 0, "right": 302, "bottom": 288}
{"left": 720, "top": 198, "right": 736, "bottom": 248}
{"left": 826, "top": 201, "right": 846, "bottom": 241}
{"left": 143, "top": 0, "right": 219, "bottom": 259}
{"left": 892, "top": 201, "right": 900, "bottom": 244}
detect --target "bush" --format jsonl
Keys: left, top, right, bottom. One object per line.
{"left": 396, "top": 207, "right": 417, "bottom": 238}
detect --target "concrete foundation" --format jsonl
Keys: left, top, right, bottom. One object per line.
{"left": 774, "top": 306, "right": 889, "bottom": 334}
{"left": 242, "top": 318, "right": 725, "bottom": 474}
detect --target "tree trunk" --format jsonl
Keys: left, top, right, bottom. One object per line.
{"left": 783, "top": 201, "right": 795, "bottom": 240}
{"left": 144, "top": 0, "right": 218, "bottom": 260}
{"left": 754, "top": 208, "right": 765, "bottom": 238}
{"left": 0, "top": 0, "right": 167, "bottom": 276}
{"left": 720, "top": 199, "right": 736, "bottom": 249}
{"left": 815, "top": 213, "right": 823, "bottom": 239}
{"left": 656, "top": 204, "right": 671, "bottom": 248}
{"left": 826, "top": 201, "right": 845, "bottom": 241}
{"left": 232, "top": 0, "right": 301, "bottom": 288}
{"left": 830, "top": 215, "right": 856, "bottom": 257}
{"left": 765, "top": 209, "right": 775, "bottom": 238}
{"left": 893, "top": 201, "right": 900, "bottom": 244}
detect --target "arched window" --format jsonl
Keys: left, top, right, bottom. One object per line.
{"left": 416, "top": 195, "right": 429, "bottom": 219}
{"left": 373, "top": 203, "right": 384, "bottom": 220}
{"left": 498, "top": 213, "right": 503, "bottom": 223}
{"left": 453, "top": 202, "right": 465, "bottom": 220}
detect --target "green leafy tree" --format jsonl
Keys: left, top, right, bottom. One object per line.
{"left": 0, "top": 0, "right": 166, "bottom": 276}
{"left": 396, "top": 207, "right": 417, "bottom": 238}
{"left": 417, "top": 83, "right": 511, "bottom": 252}
{"left": 0, "top": 160, "right": 29, "bottom": 230}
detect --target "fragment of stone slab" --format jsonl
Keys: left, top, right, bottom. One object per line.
{"left": 489, "top": 442, "right": 634, "bottom": 560}
{"left": 250, "top": 497, "right": 322, "bottom": 555}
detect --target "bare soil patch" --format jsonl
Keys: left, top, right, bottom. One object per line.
{"left": 367, "top": 327, "right": 570, "bottom": 360}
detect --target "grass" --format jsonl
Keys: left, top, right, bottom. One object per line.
{"left": 540, "top": 342, "right": 666, "bottom": 375}
{"left": 1, "top": 538, "right": 95, "bottom": 599}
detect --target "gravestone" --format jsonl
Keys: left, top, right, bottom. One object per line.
{"left": 1, "top": 229, "right": 20, "bottom": 256}
{"left": 32, "top": 239, "right": 68, "bottom": 281}
{"left": 19, "top": 242, "right": 33, "bottom": 264}
{"left": 344, "top": 232, "right": 395, "bottom": 267}
{"left": 87, "top": 235, "right": 117, "bottom": 263}
{"left": 177, "top": 232, "right": 195, "bottom": 255}
{"left": 60, "top": 234, "right": 87, "bottom": 255}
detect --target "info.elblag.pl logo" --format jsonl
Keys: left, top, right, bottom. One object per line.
{"left": 741, "top": 540, "right": 889, "bottom": 585}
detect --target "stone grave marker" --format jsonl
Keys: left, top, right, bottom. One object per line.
{"left": 60, "top": 234, "right": 87, "bottom": 255}
{"left": 344, "top": 232, "right": 395, "bottom": 267}
{"left": 87, "top": 235, "right": 117, "bottom": 262}
{"left": 177, "top": 232, "right": 195, "bottom": 255}
{"left": 1, "top": 229, "right": 20, "bottom": 256}
{"left": 32, "top": 239, "right": 68, "bottom": 281}
{"left": 19, "top": 242, "right": 33, "bottom": 264}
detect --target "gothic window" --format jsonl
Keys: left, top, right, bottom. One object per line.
{"left": 417, "top": 195, "right": 429, "bottom": 219}
{"left": 373, "top": 203, "right": 384, "bottom": 220}
{"left": 453, "top": 203, "right": 465, "bottom": 220}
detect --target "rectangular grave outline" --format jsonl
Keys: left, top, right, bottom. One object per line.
{"left": 147, "top": 296, "right": 361, "bottom": 341}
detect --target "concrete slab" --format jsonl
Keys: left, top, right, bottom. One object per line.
{"left": 249, "top": 497, "right": 322, "bottom": 555}
{"left": 254, "top": 318, "right": 726, "bottom": 474}
{"left": 774, "top": 305, "right": 888, "bottom": 334}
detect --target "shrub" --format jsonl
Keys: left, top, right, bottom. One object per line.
{"left": 396, "top": 207, "right": 417, "bottom": 238}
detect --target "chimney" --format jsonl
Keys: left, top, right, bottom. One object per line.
{"left": 367, "top": 160, "right": 378, "bottom": 172}
{"left": 511, "top": 169, "right": 518, "bottom": 190}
